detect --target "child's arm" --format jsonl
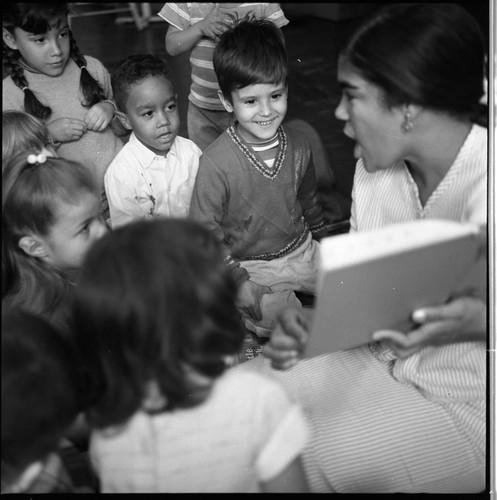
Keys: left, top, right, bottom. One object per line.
{"left": 253, "top": 380, "right": 310, "bottom": 492}
{"left": 165, "top": 4, "right": 233, "bottom": 56}
{"left": 261, "top": 456, "right": 308, "bottom": 493}
{"left": 297, "top": 152, "right": 327, "bottom": 240}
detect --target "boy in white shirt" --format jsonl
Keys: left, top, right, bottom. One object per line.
{"left": 105, "top": 54, "right": 202, "bottom": 229}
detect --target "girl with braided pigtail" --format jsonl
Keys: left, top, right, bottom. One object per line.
{"left": 2, "top": 3, "right": 124, "bottom": 220}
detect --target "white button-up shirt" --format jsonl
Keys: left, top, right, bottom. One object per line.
{"left": 104, "top": 133, "right": 202, "bottom": 229}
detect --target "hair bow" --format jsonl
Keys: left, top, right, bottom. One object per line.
{"left": 27, "top": 153, "right": 47, "bottom": 165}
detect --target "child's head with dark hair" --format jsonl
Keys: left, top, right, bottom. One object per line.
{"left": 1, "top": 307, "right": 81, "bottom": 492}
{"left": 213, "top": 17, "right": 289, "bottom": 144}
{"left": 111, "top": 54, "right": 180, "bottom": 156}
{"left": 111, "top": 54, "right": 176, "bottom": 112}
{"left": 213, "top": 16, "right": 288, "bottom": 102}
{"left": 340, "top": 3, "right": 486, "bottom": 122}
{"left": 72, "top": 218, "right": 244, "bottom": 429}
{"left": 2, "top": 3, "right": 106, "bottom": 121}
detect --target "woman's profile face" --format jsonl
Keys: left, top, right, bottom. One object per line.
{"left": 335, "top": 56, "right": 407, "bottom": 173}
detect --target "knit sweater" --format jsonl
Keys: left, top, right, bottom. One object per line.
{"left": 189, "top": 124, "right": 326, "bottom": 263}
{"left": 2, "top": 56, "right": 123, "bottom": 188}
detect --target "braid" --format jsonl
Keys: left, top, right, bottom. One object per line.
{"left": 69, "top": 30, "right": 106, "bottom": 108}
{"left": 2, "top": 44, "right": 51, "bottom": 120}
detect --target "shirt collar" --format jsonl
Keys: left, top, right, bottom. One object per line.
{"left": 128, "top": 132, "right": 178, "bottom": 168}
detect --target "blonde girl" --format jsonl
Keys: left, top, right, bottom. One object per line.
{"left": 2, "top": 110, "right": 57, "bottom": 162}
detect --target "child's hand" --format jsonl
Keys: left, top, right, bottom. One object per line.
{"left": 237, "top": 279, "right": 273, "bottom": 322}
{"left": 198, "top": 4, "right": 234, "bottom": 40}
{"left": 263, "top": 308, "right": 312, "bottom": 370}
{"left": 372, "top": 296, "right": 487, "bottom": 358}
{"left": 84, "top": 102, "right": 114, "bottom": 132}
{"left": 47, "top": 117, "right": 87, "bottom": 143}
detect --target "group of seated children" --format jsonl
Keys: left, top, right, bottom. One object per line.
{"left": 2, "top": 1, "right": 488, "bottom": 495}
{"left": 2, "top": 3, "right": 326, "bottom": 493}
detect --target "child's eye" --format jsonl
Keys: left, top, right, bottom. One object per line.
{"left": 271, "top": 93, "right": 282, "bottom": 100}
{"left": 166, "top": 103, "right": 176, "bottom": 112}
{"left": 244, "top": 99, "right": 256, "bottom": 105}
{"left": 142, "top": 111, "right": 153, "bottom": 118}
{"left": 33, "top": 36, "right": 46, "bottom": 44}
{"left": 59, "top": 30, "right": 69, "bottom": 39}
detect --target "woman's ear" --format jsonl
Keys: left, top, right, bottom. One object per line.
{"left": 218, "top": 90, "right": 234, "bottom": 113}
{"left": 114, "top": 111, "right": 133, "bottom": 130}
{"left": 399, "top": 103, "right": 423, "bottom": 134}
{"left": 3, "top": 28, "right": 18, "bottom": 50}
{"left": 18, "top": 235, "right": 49, "bottom": 258}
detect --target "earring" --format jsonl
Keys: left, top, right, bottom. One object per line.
{"left": 401, "top": 109, "right": 413, "bottom": 133}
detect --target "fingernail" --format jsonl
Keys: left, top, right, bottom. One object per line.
{"left": 412, "top": 309, "right": 426, "bottom": 322}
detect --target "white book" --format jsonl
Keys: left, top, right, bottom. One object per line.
{"left": 305, "top": 219, "right": 485, "bottom": 358}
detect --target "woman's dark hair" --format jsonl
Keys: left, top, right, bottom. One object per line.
{"left": 213, "top": 15, "right": 288, "bottom": 101}
{"left": 340, "top": 3, "right": 487, "bottom": 123}
{"left": 72, "top": 218, "right": 244, "bottom": 429}
{"left": 2, "top": 3, "right": 106, "bottom": 120}
{"left": 111, "top": 54, "right": 176, "bottom": 113}
{"left": 1, "top": 308, "right": 80, "bottom": 480}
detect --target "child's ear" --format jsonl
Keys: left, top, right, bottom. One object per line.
{"left": 114, "top": 110, "right": 133, "bottom": 130}
{"left": 18, "top": 235, "right": 49, "bottom": 259}
{"left": 218, "top": 91, "right": 233, "bottom": 113}
{"left": 2, "top": 29, "right": 18, "bottom": 50}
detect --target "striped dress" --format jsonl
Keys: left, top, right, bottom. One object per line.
{"left": 158, "top": 3, "right": 289, "bottom": 110}
{"left": 236, "top": 124, "right": 487, "bottom": 493}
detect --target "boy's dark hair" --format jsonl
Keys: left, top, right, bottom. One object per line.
{"left": 2, "top": 3, "right": 107, "bottom": 121}
{"left": 1, "top": 308, "right": 80, "bottom": 480}
{"left": 213, "top": 16, "right": 288, "bottom": 102}
{"left": 72, "top": 218, "right": 244, "bottom": 429}
{"left": 111, "top": 54, "right": 176, "bottom": 112}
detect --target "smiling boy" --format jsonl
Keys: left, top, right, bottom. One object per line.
{"left": 189, "top": 17, "right": 326, "bottom": 337}
{"left": 104, "top": 55, "right": 202, "bottom": 229}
